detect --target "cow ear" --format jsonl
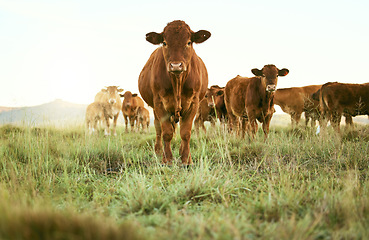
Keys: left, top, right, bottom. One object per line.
{"left": 118, "top": 88, "right": 124, "bottom": 92}
{"left": 216, "top": 90, "right": 224, "bottom": 96}
{"left": 192, "top": 30, "right": 211, "bottom": 43}
{"left": 251, "top": 68, "right": 263, "bottom": 76}
{"left": 278, "top": 68, "right": 289, "bottom": 76}
{"left": 132, "top": 93, "right": 138, "bottom": 97}
{"left": 146, "top": 32, "right": 163, "bottom": 45}
{"left": 101, "top": 89, "right": 107, "bottom": 92}
{"left": 119, "top": 94, "right": 124, "bottom": 98}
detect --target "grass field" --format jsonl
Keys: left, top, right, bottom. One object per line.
{"left": 1, "top": 123, "right": 369, "bottom": 239}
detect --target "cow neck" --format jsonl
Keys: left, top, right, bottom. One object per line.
{"left": 170, "top": 72, "right": 187, "bottom": 122}
{"left": 259, "top": 77, "right": 273, "bottom": 105}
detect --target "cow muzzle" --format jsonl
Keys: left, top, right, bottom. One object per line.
{"left": 266, "top": 85, "right": 276, "bottom": 92}
{"left": 168, "top": 62, "right": 186, "bottom": 73}
{"left": 109, "top": 99, "right": 116, "bottom": 105}
{"left": 208, "top": 102, "right": 215, "bottom": 108}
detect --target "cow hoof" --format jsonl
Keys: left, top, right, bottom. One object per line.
{"left": 180, "top": 164, "right": 191, "bottom": 170}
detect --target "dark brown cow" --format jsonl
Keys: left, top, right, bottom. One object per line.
{"left": 316, "top": 82, "right": 368, "bottom": 132}
{"left": 138, "top": 20, "right": 210, "bottom": 165}
{"left": 274, "top": 85, "right": 321, "bottom": 128}
{"left": 194, "top": 85, "right": 227, "bottom": 133}
{"left": 225, "top": 65, "right": 289, "bottom": 138}
{"left": 121, "top": 91, "right": 145, "bottom": 132}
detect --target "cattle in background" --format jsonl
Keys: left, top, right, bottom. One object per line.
{"left": 138, "top": 20, "right": 210, "bottom": 165}
{"left": 85, "top": 102, "right": 113, "bottom": 135}
{"left": 225, "top": 65, "right": 289, "bottom": 138}
{"left": 274, "top": 85, "right": 321, "bottom": 128}
{"left": 194, "top": 85, "right": 227, "bottom": 133}
{"left": 315, "top": 82, "right": 367, "bottom": 132}
{"left": 137, "top": 106, "right": 150, "bottom": 132}
{"left": 120, "top": 91, "right": 145, "bottom": 132}
{"left": 94, "top": 86, "right": 123, "bottom": 136}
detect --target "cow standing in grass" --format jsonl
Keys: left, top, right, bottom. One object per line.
{"left": 138, "top": 20, "right": 211, "bottom": 165}
{"left": 121, "top": 91, "right": 145, "bottom": 132}
{"left": 225, "top": 65, "right": 289, "bottom": 139}
{"left": 274, "top": 85, "right": 321, "bottom": 128}
{"left": 85, "top": 102, "right": 113, "bottom": 135}
{"left": 94, "top": 86, "right": 123, "bottom": 136}
{"left": 194, "top": 85, "right": 227, "bottom": 133}
{"left": 316, "top": 82, "right": 369, "bottom": 132}
{"left": 137, "top": 106, "right": 150, "bottom": 132}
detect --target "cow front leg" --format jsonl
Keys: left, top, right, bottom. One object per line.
{"left": 262, "top": 114, "right": 273, "bottom": 139}
{"left": 154, "top": 114, "right": 163, "bottom": 156}
{"left": 129, "top": 116, "right": 135, "bottom": 132}
{"left": 179, "top": 104, "right": 197, "bottom": 165}
{"left": 161, "top": 119, "right": 174, "bottom": 164}
{"left": 112, "top": 114, "right": 118, "bottom": 136}
{"left": 123, "top": 115, "right": 129, "bottom": 133}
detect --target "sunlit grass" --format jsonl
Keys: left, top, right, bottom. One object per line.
{"left": 1, "top": 123, "right": 369, "bottom": 239}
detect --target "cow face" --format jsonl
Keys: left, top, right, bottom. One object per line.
{"left": 145, "top": 20, "right": 211, "bottom": 75}
{"left": 251, "top": 65, "right": 289, "bottom": 92}
{"left": 103, "top": 86, "right": 123, "bottom": 105}
{"left": 205, "top": 85, "right": 224, "bottom": 108}
{"left": 121, "top": 91, "right": 139, "bottom": 109}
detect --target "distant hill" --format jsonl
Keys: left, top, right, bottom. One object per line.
{"left": 1, "top": 99, "right": 368, "bottom": 128}
{"left": 0, "top": 99, "right": 88, "bottom": 126}
{"left": 0, "top": 106, "right": 18, "bottom": 113}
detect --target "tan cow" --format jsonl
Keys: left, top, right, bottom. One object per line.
{"left": 94, "top": 86, "right": 123, "bottom": 136}
{"left": 138, "top": 20, "right": 210, "bottom": 165}
{"left": 121, "top": 91, "right": 145, "bottom": 132}
{"left": 137, "top": 106, "right": 150, "bottom": 132}
{"left": 225, "top": 65, "right": 289, "bottom": 138}
{"left": 274, "top": 85, "right": 322, "bottom": 128}
{"left": 85, "top": 102, "right": 113, "bottom": 135}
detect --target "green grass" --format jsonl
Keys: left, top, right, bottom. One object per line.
{"left": 1, "top": 123, "right": 369, "bottom": 239}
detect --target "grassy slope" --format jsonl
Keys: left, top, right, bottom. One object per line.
{"left": 1, "top": 124, "right": 369, "bottom": 239}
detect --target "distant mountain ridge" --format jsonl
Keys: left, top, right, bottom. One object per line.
{"left": 0, "top": 99, "right": 88, "bottom": 126}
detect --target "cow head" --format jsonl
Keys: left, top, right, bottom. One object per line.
{"left": 102, "top": 86, "right": 123, "bottom": 105}
{"left": 204, "top": 85, "right": 224, "bottom": 108}
{"left": 251, "top": 65, "right": 289, "bottom": 92}
{"left": 121, "top": 91, "right": 138, "bottom": 108}
{"left": 145, "top": 20, "right": 211, "bottom": 75}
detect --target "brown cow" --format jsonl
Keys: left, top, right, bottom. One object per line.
{"left": 137, "top": 106, "right": 150, "bottom": 132}
{"left": 274, "top": 85, "right": 321, "bottom": 128}
{"left": 138, "top": 20, "right": 210, "bottom": 165}
{"left": 194, "top": 85, "right": 227, "bottom": 133}
{"left": 225, "top": 65, "right": 289, "bottom": 138}
{"left": 85, "top": 102, "right": 113, "bottom": 135}
{"left": 94, "top": 86, "right": 123, "bottom": 136}
{"left": 121, "top": 91, "right": 145, "bottom": 132}
{"left": 316, "top": 82, "right": 367, "bottom": 132}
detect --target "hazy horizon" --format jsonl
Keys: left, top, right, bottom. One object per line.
{"left": 1, "top": 0, "right": 369, "bottom": 111}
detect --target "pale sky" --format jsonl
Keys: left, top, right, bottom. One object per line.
{"left": 1, "top": 0, "right": 369, "bottom": 109}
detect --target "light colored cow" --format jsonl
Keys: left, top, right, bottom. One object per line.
{"left": 137, "top": 106, "right": 150, "bottom": 132}
{"left": 94, "top": 86, "right": 123, "bottom": 136}
{"left": 86, "top": 102, "right": 113, "bottom": 135}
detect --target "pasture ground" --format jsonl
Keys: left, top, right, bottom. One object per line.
{"left": 1, "top": 123, "right": 369, "bottom": 239}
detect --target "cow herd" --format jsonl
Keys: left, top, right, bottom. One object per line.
{"left": 85, "top": 20, "right": 368, "bottom": 165}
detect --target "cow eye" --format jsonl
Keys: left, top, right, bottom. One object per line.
{"left": 187, "top": 41, "right": 192, "bottom": 46}
{"left": 205, "top": 94, "right": 208, "bottom": 98}
{"left": 163, "top": 41, "right": 167, "bottom": 47}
